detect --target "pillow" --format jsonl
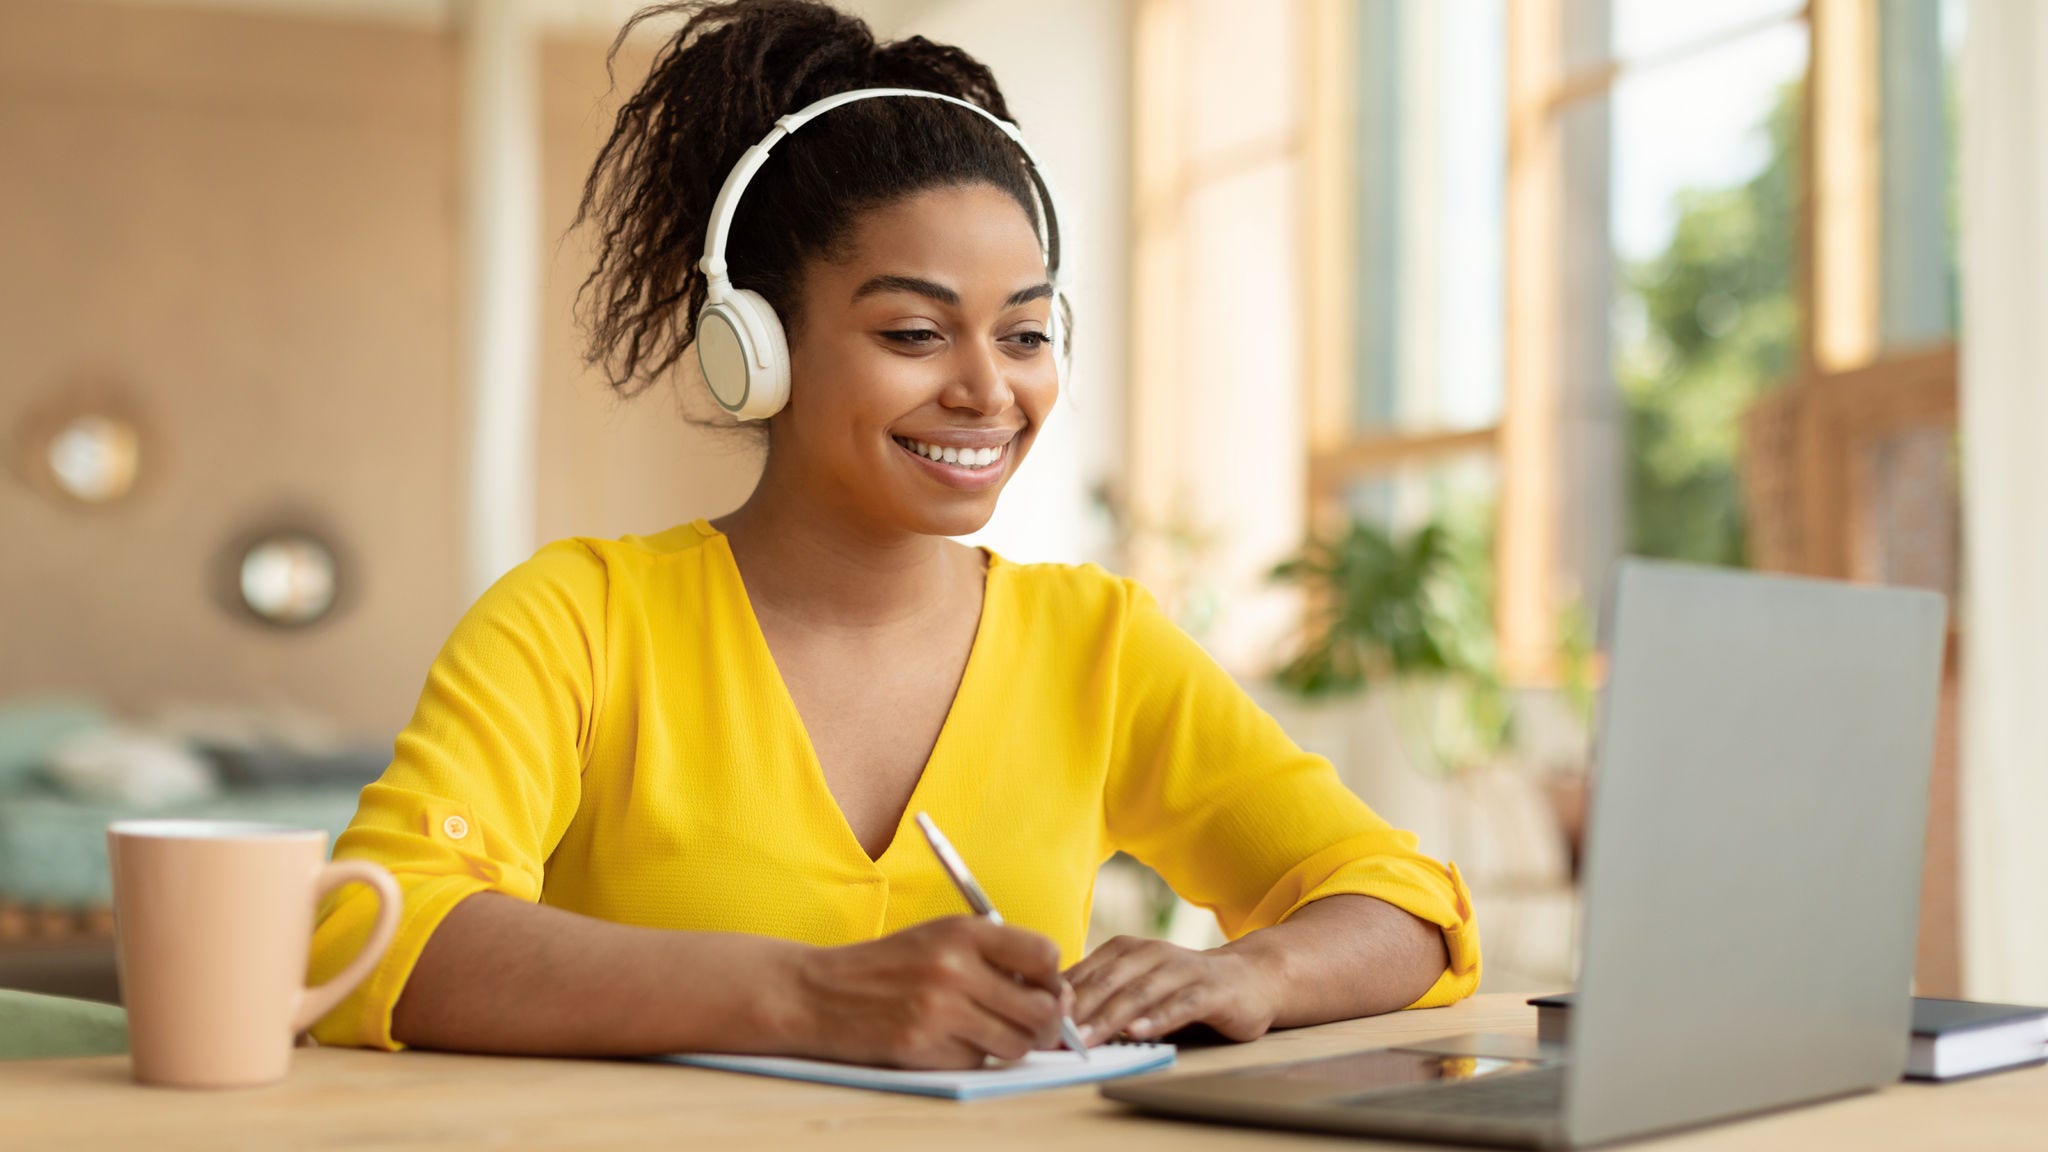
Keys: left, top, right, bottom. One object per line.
{"left": 0, "top": 697, "right": 111, "bottom": 792}
{"left": 43, "top": 726, "right": 217, "bottom": 808}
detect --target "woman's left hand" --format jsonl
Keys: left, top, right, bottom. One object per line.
{"left": 1063, "top": 935, "right": 1280, "bottom": 1045}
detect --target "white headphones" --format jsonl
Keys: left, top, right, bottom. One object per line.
{"left": 694, "top": 87, "right": 1068, "bottom": 421}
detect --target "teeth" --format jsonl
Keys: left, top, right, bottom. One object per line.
{"left": 897, "top": 437, "right": 1007, "bottom": 470}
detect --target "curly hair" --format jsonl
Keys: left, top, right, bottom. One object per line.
{"left": 573, "top": 0, "right": 1057, "bottom": 401}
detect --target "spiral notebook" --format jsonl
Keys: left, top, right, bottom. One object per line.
{"left": 658, "top": 1041, "right": 1176, "bottom": 1100}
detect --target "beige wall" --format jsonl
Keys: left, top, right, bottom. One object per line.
{"left": 0, "top": 3, "right": 756, "bottom": 738}
{"left": 535, "top": 36, "right": 762, "bottom": 548}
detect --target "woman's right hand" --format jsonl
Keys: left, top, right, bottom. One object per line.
{"left": 785, "top": 916, "right": 1070, "bottom": 1069}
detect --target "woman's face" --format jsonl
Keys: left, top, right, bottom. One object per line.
{"left": 773, "top": 182, "right": 1058, "bottom": 540}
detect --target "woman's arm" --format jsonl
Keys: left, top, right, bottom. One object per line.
{"left": 392, "top": 891, "right": 1070, "bottom": 1067}
{"left": 1065, "top": 894, "right": 1448, "bottom": 1044}
{"left": 1083, "top": 579, "right": 1481, "bottom": 1045}
{"left": 390, "top": 892, "right": 799, "bottom": 1055}
{"left": 1226, "top": 893, "right": 1449, "bottom": 1026}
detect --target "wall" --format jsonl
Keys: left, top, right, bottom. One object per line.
{"left": 0, "top": 4, "right": 758, "bottom": 739}
{"left": 0, "top": 1, "right": 464, "bottom": 738}
{"left": 533, "top": 36, "right": 763, "bottom": 548}
{"left": 1959, "top": 0, "right": 2048, "bottom": 1005}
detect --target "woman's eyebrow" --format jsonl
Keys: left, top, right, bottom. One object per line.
{"left": 852, "top": 275, "right": 1052, "bottom": 309}
{"left": 1002, "top": 282, "right": 1054, "bottom": 308}
{"left": 854, "top": 274, "right": 958, "bottom": 306}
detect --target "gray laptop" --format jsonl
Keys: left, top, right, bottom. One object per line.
{"left": 1102, "top": 559, "right": 1948, "bottom": 1148}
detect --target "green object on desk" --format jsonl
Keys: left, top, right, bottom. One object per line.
{"left": 0, "top": 989, "right": 128, "bottom": 1060}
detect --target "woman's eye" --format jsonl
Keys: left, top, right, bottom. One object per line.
{"left": 883, "top": 329, "right": 940, "bottom": 345}
{"left": 1010, "top": 332, "right": 1050, "bottom": 349}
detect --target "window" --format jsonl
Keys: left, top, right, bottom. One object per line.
{"left": 1129, "top": 0, "right": 1962, "bottom": 679}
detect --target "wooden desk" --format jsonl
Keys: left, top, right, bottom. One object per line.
{"left": 2, "top": 994, "right": 2042, "bottom": 1150}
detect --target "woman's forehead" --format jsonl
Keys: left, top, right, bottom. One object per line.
{"left": 831, "top": 184, "right": 1048, "bottom": 291}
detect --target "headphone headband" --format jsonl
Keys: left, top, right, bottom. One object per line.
{"left": 692, "top": 86, "right": 1069, "bottom": 422}
{"left": 696, "top": 87, "right": 1064, "bottom": 293}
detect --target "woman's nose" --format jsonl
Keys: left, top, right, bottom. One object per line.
{"left": 940, "top": 340, "right": 1016, "bottom": 415}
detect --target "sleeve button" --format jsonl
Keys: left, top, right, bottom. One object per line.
{"left": 442, "top": 815, "right": 469, "bottom": 840}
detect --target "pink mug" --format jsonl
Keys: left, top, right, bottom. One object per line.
{"left": 107, "top": 819, "right": 400, "bottom": 1088}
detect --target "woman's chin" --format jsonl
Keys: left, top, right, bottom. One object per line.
{"left": 904, "top": 492, "right": 1003, "bottom": 540}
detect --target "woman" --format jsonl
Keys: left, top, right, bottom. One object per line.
{"left": 308, "top": 0, "right": 1478, "bottom": 1068}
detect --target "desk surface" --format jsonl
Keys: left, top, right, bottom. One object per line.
{"left": 3, "top": 994, "right": 2042, "bottom": 1151}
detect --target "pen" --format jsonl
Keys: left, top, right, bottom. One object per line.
{"left": 914, "top": 811, "right": 1091, "bottom": 1060}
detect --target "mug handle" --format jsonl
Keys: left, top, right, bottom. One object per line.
{"left": 292, "top": 860, "right": 403, "bottom": 1035}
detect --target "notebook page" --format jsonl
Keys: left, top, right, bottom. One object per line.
{"left": 658, "top": 1042, "right": 1176, "bottom": 1100}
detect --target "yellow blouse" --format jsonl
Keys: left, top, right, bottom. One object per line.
{"left": 308, "top": 520, "right": 1480, "bottom": 1050}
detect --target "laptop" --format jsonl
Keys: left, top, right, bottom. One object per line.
{"left": 1102, "top": 559, "right": 1948, "bottom": 1148}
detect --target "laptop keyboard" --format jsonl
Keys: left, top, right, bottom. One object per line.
{"left": 1342, "top": 1065, "right": 1566, "bottom": 1119}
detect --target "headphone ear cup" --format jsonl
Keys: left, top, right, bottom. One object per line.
{"left": 695, "top": 288, "right": 791, "bottom": 421}
{"left": 1049, "top": 290, "right": 1070, "bottom": 394}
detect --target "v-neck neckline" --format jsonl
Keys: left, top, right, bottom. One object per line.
{"left": 693, "top": 519, "right": 1001, "bottom": 870}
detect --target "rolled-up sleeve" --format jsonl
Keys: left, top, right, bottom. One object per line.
{"left": 306, "top": 541, "right": 606, "bottom": 1049}
{"left": 1103, "top": 582, "right": 1480, "bottom": 1009}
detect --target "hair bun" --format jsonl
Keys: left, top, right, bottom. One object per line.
{"left": 869, "top": 35, "right": 1014, "bottom": 122}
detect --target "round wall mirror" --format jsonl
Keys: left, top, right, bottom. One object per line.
{"left": 9, "top": 392, "right": 148, "bottom": 508}
{"left": 237, "top": 532, "right": 341, "bottom": 627}
{"left": 46, "top": 413, "right": 142, "bottom": 504}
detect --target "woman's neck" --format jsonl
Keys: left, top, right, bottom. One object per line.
{"left": 711, "top": 470, "right": 975, "bottom": 632}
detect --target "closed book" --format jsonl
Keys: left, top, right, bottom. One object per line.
{"left": 1909, "top": 998, "right": 2048, "bottom": 1080}
{"left": 1526, "top": 993, "right": 2048, "bottom": 1081}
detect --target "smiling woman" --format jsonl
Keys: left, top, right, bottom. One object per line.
{"left": 305, "top": 0, "right": 1479, "bottom": 1069}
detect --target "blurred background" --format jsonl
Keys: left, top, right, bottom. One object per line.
{"left": 4, "top": 0, "right": 2042, "bottom": 1013}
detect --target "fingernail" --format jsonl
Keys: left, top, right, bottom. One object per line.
{"left": 1077, "top": 1024, "right": 1095, "bottom": 1043}
{"left": 1129, "top": 1017, "right": 1152, "bottom": 1037}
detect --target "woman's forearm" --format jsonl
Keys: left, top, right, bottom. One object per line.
{"left": 390, "top": 891, "right": 811, "bottom": 1056}
{"left": 1218, "top": 894, "right": 1449, "bottom": 1028}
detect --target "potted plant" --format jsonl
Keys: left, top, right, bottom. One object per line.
{"left": 1254, "top": 514, "right": 1512, "bottom": 855}
{"left": 1270, "top": 515, "right": 1508, "bottom": 751}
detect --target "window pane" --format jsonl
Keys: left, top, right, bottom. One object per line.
{"left": 1345, "top": 456, "right": 1499, "bottom": 549}
{"left": 1610, "top": 22, "right": 1807, "bottom": 266}
{"left": 1877, "top": 0, "right": 1962, "bottom": 350}
{"left": 1604, "top": 20, "right": 1807, "bottom": 567}
{"left": 1174, "top": 158, "right": 1305, "bottom": 674}
{"left": 1610, "top": 0, "right": 1804, "bottom": 66}
{"left": 1125, "top": 0, "right": 1306, "bottom": 677}
{"left": 1187, "top": 0, "right": 1296, "bottom": 159}
{"left": 1351, "top": 0, "right": 1505, "bottom": 436}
